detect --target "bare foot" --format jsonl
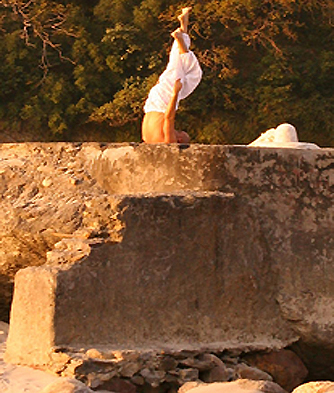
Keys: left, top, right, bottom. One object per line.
{"left": 178, "top": 7, "right": 192, "bottom": 33}
{"left": 182, "top": 7, "right": 192, "bottom": 14}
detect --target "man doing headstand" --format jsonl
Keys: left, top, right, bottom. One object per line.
{"left": 142, "top": 7, "right": 202, "bottom": 143}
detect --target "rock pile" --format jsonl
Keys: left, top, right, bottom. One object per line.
{"left": 45, "top": 347, "right": 308, "bottom": 393}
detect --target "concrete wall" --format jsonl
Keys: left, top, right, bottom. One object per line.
{"left": 3, "top": 143, "right": 334, "bottom": 375}
{"left": 90, "top": 143, "right": 333, "bottom": 196}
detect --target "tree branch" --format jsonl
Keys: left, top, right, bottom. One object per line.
{"left": 0, "top": 0, "right": 76, "bottom": 77}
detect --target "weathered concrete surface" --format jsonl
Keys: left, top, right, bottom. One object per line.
{"left": 90, "top": 143, "right": 331, "bottom": 195}
{"left": 91, "top": 143, "right": 334, "bottom": 378}
{"left": 5, "top": 192, "right": 296, "bottom": 367}
{"left": 2, "top": 143, "right": 334, "bottom": 378}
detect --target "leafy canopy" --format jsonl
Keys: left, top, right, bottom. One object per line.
{"left": 0, "top": 0, "right": 333, "bottom": 145}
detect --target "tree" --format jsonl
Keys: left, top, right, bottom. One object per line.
{"left": 0, "top": 0, "right": 333, "bottom": 145}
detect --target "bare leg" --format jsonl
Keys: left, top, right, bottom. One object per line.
{"left": 178, "top": 7, "right": 192, "bottom": 34}
{"left": 171, "top": 7, "right": 191, "bottom": 54}
{"left": 171, "top": 28, "right": 188, "bottom": 54}
{"left": 163, "top": 79, "right": 183, "bottom": 143}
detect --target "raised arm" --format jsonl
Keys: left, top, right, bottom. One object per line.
{"left": 163, "top": 79, "right": 182, "bottom": 143}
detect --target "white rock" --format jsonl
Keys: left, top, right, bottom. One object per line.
{"left": 179, "top": 379, "right": 287, "bottom": 393}
{"left": 292, "top": 381, "right": 334, "bottom": 393}
{"left": 39, "top": 377, "right": 94, "bottom": 393}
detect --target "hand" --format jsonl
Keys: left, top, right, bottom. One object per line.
{"left": 173, "top": 79, "right": 183, "bottom": 94}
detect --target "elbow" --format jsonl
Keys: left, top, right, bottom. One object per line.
{"left": 165, "top": 136, "right": 177, "bottom": 143}
{"left": 163, "top": 128, "right": 177, "bottom": 143}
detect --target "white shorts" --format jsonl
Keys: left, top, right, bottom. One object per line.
{"left": 144, "top": 33, "right": 202, "bottom": 113}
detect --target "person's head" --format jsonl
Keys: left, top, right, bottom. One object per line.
{"left": 175, "top": 130, "right": 190, "bottom": 144}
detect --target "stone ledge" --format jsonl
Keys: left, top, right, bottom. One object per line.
{"left": 5, "top": 192, "right": 297, "bottom": 369}
{"left": 2, "top": 143, "right": 334, "bottom": 379}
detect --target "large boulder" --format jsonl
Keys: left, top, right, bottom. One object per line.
{"left": 243, "top": 350, "right": 308, "bottom": 391}
{"left": 292, "top": 382, "right": 334, "bottom": 393}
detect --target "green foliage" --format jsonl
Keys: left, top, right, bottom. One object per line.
{"left": 0, "top": 0, "right": 333, "bottom": 145}
{"left": 90, "top": 74, "right": 158, "bottom": 127}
